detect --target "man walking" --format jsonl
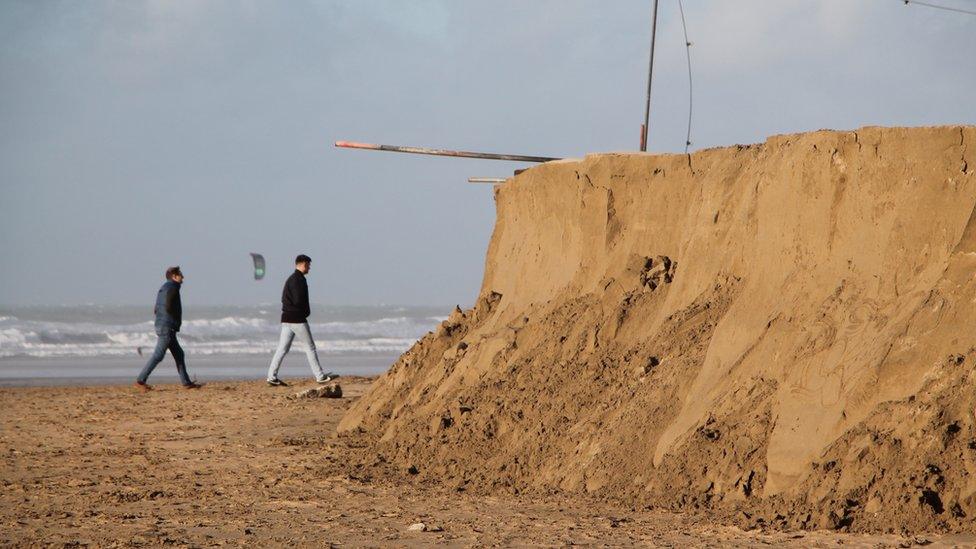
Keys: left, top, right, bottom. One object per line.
{"left": 136, "top": 266, "right": 202, "bottom": 390}
{"left": 267, "top": 254, "right": 337, "bottom": 386}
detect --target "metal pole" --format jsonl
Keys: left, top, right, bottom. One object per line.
{"left": 468, "top": 177, "right": 507, "bottom": 184}
{"left": 640, "top": 0, "right": 659, "bottom": 152}
{"left": 335, "top": 141, "right": 560, "bottom": 163}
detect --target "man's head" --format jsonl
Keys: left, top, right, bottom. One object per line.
{"left": 165, "top": 266, "right": 184, "bottom": 283}
{"left": 295, "top": 254, "right": 312, "bottom": 274}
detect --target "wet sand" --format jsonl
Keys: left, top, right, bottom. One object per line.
{"left": 0, "top": 354, "right": 398, "bottom": 387}
{"left": 0, "top": 378, "right": 969, "bottom": 547}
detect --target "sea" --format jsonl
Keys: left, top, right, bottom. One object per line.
{"left": 0, "top": 304, "right": 449, "bottom": 386}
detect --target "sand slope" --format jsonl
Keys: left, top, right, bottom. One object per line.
{"left": 340, "top": 126, "right": 976, "bottom": 533}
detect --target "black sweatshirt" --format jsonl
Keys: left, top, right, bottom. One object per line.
{"left": 280, "top": 270, "right": 311, "bottom": 323}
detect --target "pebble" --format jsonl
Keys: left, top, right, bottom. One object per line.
{"left": 407, "top": 522, "right": 443, "bottom": 532}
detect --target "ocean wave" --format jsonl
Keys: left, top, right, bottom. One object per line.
{"left": 0, "top": 313, "right": 439, "bottom": 358}
{"left": 0, "top": 337, "right": 418, "bottom": 358}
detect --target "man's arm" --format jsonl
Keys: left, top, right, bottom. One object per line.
{"left": 164, "top": 285, "right": 179, "bottom": 316}
{"left": 283, "top": 274, "right": 301, "bottom": 308}
{"left": 282, "top": 277, "right": 293, "bottom": 308}
{"left": 298, "top": 276, "right": 310, "bottom": 318}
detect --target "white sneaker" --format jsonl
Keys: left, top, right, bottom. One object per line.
{"left": 316, "top": 373, "right": 339, "bottom": 384}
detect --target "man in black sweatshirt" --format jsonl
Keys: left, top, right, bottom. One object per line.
{"left": 266, "top": 254, "right": 337, "bottom": 386}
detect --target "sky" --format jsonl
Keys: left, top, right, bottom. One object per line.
{"left": 1, "top": 0, "right": 974, "bottom": 307}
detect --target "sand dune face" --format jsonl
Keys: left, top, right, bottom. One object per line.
{"left": 340, "top": 126, "right": 976, "bottom": 532}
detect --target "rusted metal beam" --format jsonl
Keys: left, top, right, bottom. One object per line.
{"left": 335, "top": 141, "right": 560, "bottom": 163}
{"left": 468, "top": 177, "right": 507, "bottom": 184}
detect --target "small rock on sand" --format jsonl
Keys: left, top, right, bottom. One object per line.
{"left": 291, "top": 384, "right": 342, "bottom": 399}
{"left": 407, "top": 522, "right": 443, "bottom": 532}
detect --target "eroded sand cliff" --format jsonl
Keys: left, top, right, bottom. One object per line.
{"left": 340, "top": 126, "right": 976, "bottom": 533}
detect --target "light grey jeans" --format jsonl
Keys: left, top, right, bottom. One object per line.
{"left": 267, "top": 322, "right": 326, "bottom": 381}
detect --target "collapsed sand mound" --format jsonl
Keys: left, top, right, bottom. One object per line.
{"left": 340, "top": 126, "right": 976, "bottom": 533}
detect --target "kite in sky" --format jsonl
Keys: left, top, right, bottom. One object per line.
{"left": 250, "top": 253, "right": 266, "bottom": 280}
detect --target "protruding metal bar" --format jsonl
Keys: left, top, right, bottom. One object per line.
{"left": 640, "top": 0, "right": 659, "bottom": 152}
{"left": 335, "top": 141, "right": 560, "bottom": 163}
{"left": 468, "top": 177, "right": 507, "bottom": 184}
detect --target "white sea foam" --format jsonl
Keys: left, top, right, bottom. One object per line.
{"left": 0, "top": 308, "right": 444, "bottom": 358}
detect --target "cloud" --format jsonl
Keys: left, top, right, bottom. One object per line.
{"left": 668, "top": 0, "right": 882, "bottom": 75}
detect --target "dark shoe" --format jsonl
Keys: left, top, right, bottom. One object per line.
{"left": 134, "top": 381, "right": 152, "bottom": 392}
{"left": 316, "top": 373, "right": 340, "bottom": 384}
{"left": 182, "top": 382, "right": 203, "bottom": 390}
{"left": 267, "top": 378, "right": 288, "bottom": 387}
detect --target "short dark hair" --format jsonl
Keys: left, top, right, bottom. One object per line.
{"left": 295, "top": 254, "right": 312, "bottom": 265}
{"left": 165, "top": 266, "right": 182, "bottom": 279}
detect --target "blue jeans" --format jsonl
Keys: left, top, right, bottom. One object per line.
{"left": 267, "top": 322, "right": 326, "bottom": 381}
{"left": 137, "top": 329, "right": 192, "bottom": 385}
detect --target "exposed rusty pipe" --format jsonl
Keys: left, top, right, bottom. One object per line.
{"left": 335, "top": 141, "right": 560, "bottom": 163}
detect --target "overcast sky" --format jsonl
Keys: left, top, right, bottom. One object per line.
{"left": 1, "top": 0, "right": 974, "bottom": 307}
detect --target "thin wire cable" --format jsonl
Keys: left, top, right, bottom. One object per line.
{"left": 901, "top": 0, "right": 976, "bottom": 16}
{"left": 677, "top": 0, "right": 693, "bottom": 154}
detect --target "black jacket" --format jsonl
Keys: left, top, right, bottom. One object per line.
{"left": 280, "top": 270, "right": 311, "bottom": 323}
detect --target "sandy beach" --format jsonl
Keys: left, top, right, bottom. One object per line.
{"left": 1, "top": 377, "right": 968, "bottom": 547}
{"left": 3, "top": 0, "right": 974, "bottom": 543}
